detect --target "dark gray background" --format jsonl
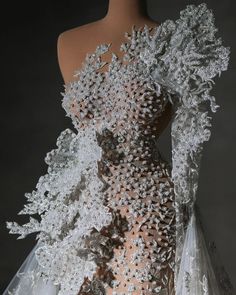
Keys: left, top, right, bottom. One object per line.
{"left": 1, "top": 0, "right": 235, "bottom": 292}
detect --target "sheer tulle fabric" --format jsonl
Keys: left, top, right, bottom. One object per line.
{"left": 3, "top": 243, "right": 59, "bottom": 295}
{"left": 3, "top": 209, "right": 227, "bottom": 295}
{"left": 176, "top": 208, "right": 221, "bottom": 295}
{"left": 4, "top": 3, "right": 234, "bottom": 295}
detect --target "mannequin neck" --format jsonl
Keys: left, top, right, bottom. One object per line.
{"left": 103, "top": 0, "right": 149, "bottom": 25}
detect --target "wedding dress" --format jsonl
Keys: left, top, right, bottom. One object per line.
{"left": 3, "top": 3, "right": 235, "bottom": 295}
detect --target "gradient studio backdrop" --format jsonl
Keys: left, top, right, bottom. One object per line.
{"left": 1, "top": 0, "right": 235, "bottom": 291}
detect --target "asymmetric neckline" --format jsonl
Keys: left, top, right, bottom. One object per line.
{"left": 6, "top": 4, "right": 233, "bottom": 295}
{"left": 65, "top": 23, "right": 159, "bottom": 86}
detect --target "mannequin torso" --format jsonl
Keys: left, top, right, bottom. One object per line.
{"left": 57, "top": 1, "right": 159, "bottom": 84}
{"left": 57, "top": 0, "right": 172, "bottom": 148}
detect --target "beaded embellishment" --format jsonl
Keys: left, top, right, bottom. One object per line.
{"left": 6, "top": 3, "right": 233, "bottom": 295}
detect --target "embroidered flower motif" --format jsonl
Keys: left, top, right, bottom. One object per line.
{"left": 6, "top": 3, "right": 233, "bottom": 295}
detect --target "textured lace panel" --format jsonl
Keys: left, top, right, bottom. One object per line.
{"left": 5, "top": 3, "right": 233, "bottom": 295}
{"left": 61, "top": 33, "right": 169, "bottom": 134}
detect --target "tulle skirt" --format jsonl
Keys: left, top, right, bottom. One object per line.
{"left": 4, "top": 207, "right": 233, "bottom": 295}
{"left": 3, "top": 242, "right": 59, "bottom": 295}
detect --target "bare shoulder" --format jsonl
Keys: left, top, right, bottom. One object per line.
{"left": 58, "top": 22, "right": 94, "bottom": 47}
{"left": 57, "top": 18, "right": 160, "bottom": 84}
{"left": 57, "top": 20, "right": 105, "bottom": 83}
{"left": 57, "top": 18, "right": 159, "bottom": 59}
{"left": 57, "top": 20, "right": 105, "bottom": 58}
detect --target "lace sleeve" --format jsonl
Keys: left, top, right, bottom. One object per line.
{"left": 167, "top": 4, "right": 230, "bottom": 283}
{"left": 141, "top": 3, "right": 232, "bottom": 293}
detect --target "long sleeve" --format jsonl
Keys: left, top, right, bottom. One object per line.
{"left": 140, "top": 3, "right": 231, "bottom": 294}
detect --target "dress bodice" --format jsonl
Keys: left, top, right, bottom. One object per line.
{"left": 6, "top": 4, "right": 233, "bottom": 295}
{"left": 61, "top": 28, "right": 169, "bottom": 135}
